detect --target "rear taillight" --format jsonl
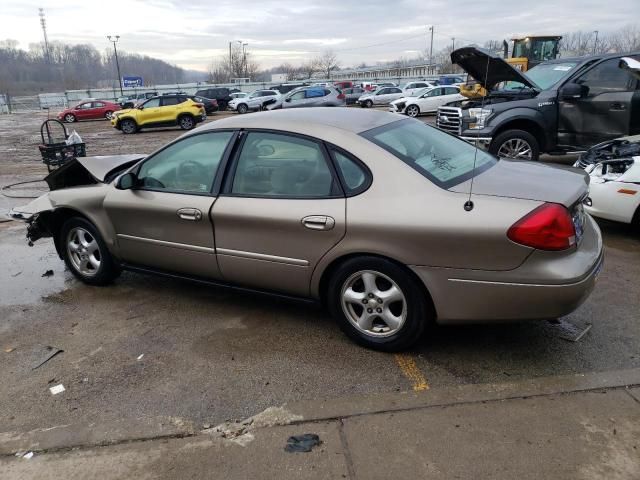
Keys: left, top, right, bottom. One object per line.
{"left": 337, "top": 93, "right": 345, "bottom": 100}
{"left": 193, "top": 103, "right": 204, "bottom": 108}
{"left": 507, "top": 203, "right": 576, "bottom": 251}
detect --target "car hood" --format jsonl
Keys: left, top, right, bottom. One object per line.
{"left": 450, "top": 159, "right": 588, "bottom": 207}
{"left": 451, "top": 46, "right": 540, "bottom": 91}
{"left": 391, "top": 97, "right": 412, "bottom": 105}
{"left": 45, "top": 154, "right": 144, "bottom": 191}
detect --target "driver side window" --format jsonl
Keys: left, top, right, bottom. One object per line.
{"left": 142, "top": 98, "right": 161, "bottom": 108}
{"left": 137, "top": 132, "right": 233, "bottom": 194}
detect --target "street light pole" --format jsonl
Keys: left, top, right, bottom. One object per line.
{"left": 107, "top": 35, "right": 123, "bottom": 95}
{"left": 592, "top": 30, "right": 599, "bottom": 55}
{"left": 242, "top": 43, "right": 248, "bottom": 79}
{"left": 428, "top": 26, "right": 434, "bottom": 75}
{"left": 228, "top": 40, "right": 242, "bottom": 81}
{"left": 451, "top": 37, "right": 455, "bottom": 52}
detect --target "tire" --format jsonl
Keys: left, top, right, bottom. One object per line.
{"left": 364, "top": 100, "right": 373, "bottom": 108}
{"left": 631, "top": 206, "right": 640, "bottom": 233}
{"left": 490, "top": 129, "right": 540, "bottom": 161}
{"left": 104, "top": 111, "right": 113, "bottom": 120}
{"left": 60, "top": 217, "right": 120, "bottom": 286}
{"left": 120, "top": 118, "right": 137, "bottom": 134}
{"left": 327, "top": 256, "right": 430, "bottom": 351}
{"left": 178, "top": 115, "right": 195, "bottom": 130}
{"left": 405, "top": 104, "right": 420, "bottom": 117}
{"left": 237, "top": 103, "right": 248, "bottom": 114}
{"left": 64, "top": 113, "right": 76, "bottom": 123}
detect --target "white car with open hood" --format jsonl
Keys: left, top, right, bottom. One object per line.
{"left": 389, "top": 86, "right": 466, "bottom": 117}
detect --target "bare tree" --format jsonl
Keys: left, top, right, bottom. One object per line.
{"left": 299, "top": 59, "right": 319, "bottom": 79}
{"left": 609, "top": 24, "right": 640, "bottom": 53}
{"left": 315, "top": 50, "right": 339, "bottom": 79}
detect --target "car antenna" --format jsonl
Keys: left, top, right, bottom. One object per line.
{"left": 464, "top": 52, "right": 492, "bottom": 212}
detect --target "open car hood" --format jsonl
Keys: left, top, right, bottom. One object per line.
{"left": 45, "top": 154, "right": 144, "bottom": 191}
{"left": 451, "top": 47, "right": 540, "bottom": 91}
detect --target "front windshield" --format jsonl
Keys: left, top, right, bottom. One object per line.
{"left": 361, "top": 119, "right": 496, "bottom": 189}
{"left": 524, "top": 62, "right": 578, "bottom": 89}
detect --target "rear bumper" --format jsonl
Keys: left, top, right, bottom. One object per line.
{"left": 411, "top": 215, "right": 603, "bottom": 324}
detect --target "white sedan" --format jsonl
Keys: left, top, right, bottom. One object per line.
{"left": 577, "top": 136, "right": 640, "bottom": 228}
{"left": 228, "top": 90, "right": 282, "bottom": 114}
{"left": 402, "top": 81, "right": 436, "bottom": 96}
{"left": 357, "top": 87, "right": 405, "bottom": 107}
{"left": 388, "top": 86, "right": 465, "bottom": 117}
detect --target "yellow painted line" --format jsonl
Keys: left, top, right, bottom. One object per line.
{"left": 394, "top": 353, "right": 429, "bottom": 391}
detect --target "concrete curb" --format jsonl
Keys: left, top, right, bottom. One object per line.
{"left": 2, "top": 367, "right": 639, "bottom": 456}
{"left": 283, "top": 367, "right": 640, "bottom": 422}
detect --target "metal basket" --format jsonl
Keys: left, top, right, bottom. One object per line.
{"left": 38, "top": 119, "right": 86, "bottom": 171}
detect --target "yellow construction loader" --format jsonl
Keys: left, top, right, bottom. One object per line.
{"left": 460, "top": 35, "right": 562, "bottom": 98}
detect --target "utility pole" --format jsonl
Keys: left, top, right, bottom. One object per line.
{"left": 428, "top": 26, "right": 434, "bottom": 75}
{"left": 38, "top": 8, "right": 50, "bottom": 63}
{"left": 107, "top": 35, "right": 123, "bottom": 95}
{"left": 451, "top": 37, "right": 455, "bottom": 52}
{"left": 228, "top": 40, "right": 242, "bottom": 81}
{"left": 242, "top": 43, "right": 248, "bottom": 79}
{"left": 592, "top": 30, "right": 599, "bottom": 54}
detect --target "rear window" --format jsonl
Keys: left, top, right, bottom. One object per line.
{"left": 361, "top": 119, "right": 496, "bottom": 188}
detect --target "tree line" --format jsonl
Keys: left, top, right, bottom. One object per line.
{"left": 0, "top": 40, "right": 185, "bottom": 95}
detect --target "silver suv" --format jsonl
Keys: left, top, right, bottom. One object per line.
{"left": 282, "top": 86, "right": 346, "bottom": 108}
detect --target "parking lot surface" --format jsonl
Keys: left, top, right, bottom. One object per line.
{"left": 1, "top": 110, "right": 639, "bottom": 455}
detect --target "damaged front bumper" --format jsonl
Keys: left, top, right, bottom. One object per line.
{"left": 9, "top": 194, "right": 55, "bottom": 246}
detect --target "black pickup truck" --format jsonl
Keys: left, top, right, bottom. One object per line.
{"left": 436, "top": 47, "right": 640, "bottom": 161}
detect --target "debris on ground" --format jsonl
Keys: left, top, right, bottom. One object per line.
{"left": 32, "top": 345, "right": 63, "bottom": 370}
{"left": 41, "top": 269, "right": 54, "bottom": 277}
{"left": 15, "top": 451, "right": 34, "bottom": 460}
{"left": 547, "top": 319, "right": 593, "bottom": 342}
{"left": 5, "top": 347, "right": 15, "bottom": 353}
{"left": 204, "top": 406, "right": 304, "bottom": 447}
{"left": 49, "top": 384, "right": 65, "bottom": 395}
{"left": 284, "top": 433, "right": 322, "bottom": 453}
{"left": 137, "top": 354, "right": 144, "bottom": 361}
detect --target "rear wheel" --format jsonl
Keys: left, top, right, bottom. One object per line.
{"left": 490, "top": 129, "right": 540, "bottom": 161}
{"left": 237, "top": 103, "right": 248, "bottom": 114}
{"left": 178, "top": 115, "right": 195, "bottom": 130}
{"left": 104, "top": 110, "right": 113, "bottom": 120}
{"left": 327, "top": 256, "right": 429, "bottom": 351}
{"left": 64, "top": 113, "right": 76, "bottom": 123}
{"left": 60, "top": 217, "right": 120, "bottom": 286}
{"left": 120, "top": 118, "right": 137, "bottom": 134}
{"left": 405, "top": 104, "right": 420, "bottom": 117}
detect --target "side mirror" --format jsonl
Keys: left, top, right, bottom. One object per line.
{"left": 560, "top": 83, "right": 588, "bottom": 100}
{"left": 285, "top": 98, "right": 292, "bottom": 102}
{"left": 116, "top": 172, "right": 137, "bottom": 190}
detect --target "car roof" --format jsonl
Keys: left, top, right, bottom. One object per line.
{"left": 197, "top": 107, "right": 401, "bottom": 134}
{"left": 541, "top": 52, "right": 640, "bottom": 65}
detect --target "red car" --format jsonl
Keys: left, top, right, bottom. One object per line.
{"left": 57, "top": 100, "right": 121, "bottom": 123}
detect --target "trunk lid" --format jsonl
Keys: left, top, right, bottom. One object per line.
{"left": 450, "top": 159, "right": 589, "bottom": 207}
{"left": 451, "top": 46, "right": 540, "bottom": 91}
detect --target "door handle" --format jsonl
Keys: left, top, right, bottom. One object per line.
{"left": 302, "top": 215, "right": 335, "bottom": 231}
{"left": 177, "top": 208, "right": 203, "bottom": 221}
{"left": 609, "top": 102, "right": 626, "bottom": 111}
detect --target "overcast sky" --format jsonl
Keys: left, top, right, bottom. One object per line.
{"left": 1, "top": 0, "right": 636, "bottom": 71}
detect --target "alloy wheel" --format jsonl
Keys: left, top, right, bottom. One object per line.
{"left": 66, "top": 227, "right": 101, "bottom": 277}
{"left": 340, "top": 270, "right": 407, "bottom": 337}
{"left": 64, "top": 114, "right": 75, "bottom": 123}
{"left": 121, "top": 120, "right": 136, "bottom": 134}
{"left": 105, "top": 111, "right": 113, "bottom": 119}
{"left": 406, "top": 105, "right": 419, "bottom": 117}
{"left": 180, "top": 116, "right": 194, "bottom": 129}
{"left": 497, "top": 138, "right": 533, "bottom": 160}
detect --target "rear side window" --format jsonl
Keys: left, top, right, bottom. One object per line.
{"left": 231, "top": 132, "right": 336, "bottom": 198}
{"left": 162, "top": 97, "right": 179, "bottom": 106}
{"left": 577, "top": 58, "right": 637, "bottom": 94}
{"left": 361, "top": 119, "right": 495, "bottom": 189}
{"left": 330, "top": 148, "right": 370, "bottom": 195}
{"left": 306, "top": 88, "right": 327, "bottom": 98}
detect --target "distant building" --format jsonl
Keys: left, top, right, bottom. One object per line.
{"left": 332, "top": 61, "right": 439, "bottom": 82}
{"left": 271, "top": 73, "right": 288, "bottom": 83}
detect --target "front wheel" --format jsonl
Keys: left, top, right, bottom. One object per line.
{"left": 490, "top": 129, "right": 540, "bottom": 161}
{"left": 120, "top": 118, "right": 137, "bottom": 134}
{"left": 327, "top": 256, "right": 430, "bottom": 351}
{"left": 405, "top": 105, "right": 420, "bottom": 117}
{"left": 64, "top": 113, "right": 76, "bottom": 123}
{"left": 363, "top": 100, "right": 373, "bottom": 108}
{"left": 60, "top": 217, "right": 120, "bottom": 286}
{"left": 236, "top": 103, "right": 248, "bottom": 114}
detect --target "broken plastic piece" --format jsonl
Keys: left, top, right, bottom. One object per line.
{"left": 284, "top": 433, "right": 321, "bottom": 453}
{"left": 137, "top": 354, "right": 144, "bottom": 361}
{"left": 22, "top": 452, "right": 34, "bottom": 460}
{"left": 49, "top": 384, "right": 65, "bottom": 395}
{"left": 41, "top": 269, "right": 54, "bottom": 277}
